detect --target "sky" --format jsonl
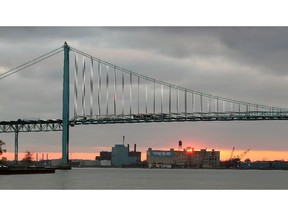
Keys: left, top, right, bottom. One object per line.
{"left": 1, "top": 27, "right": 288, "bottom": 161}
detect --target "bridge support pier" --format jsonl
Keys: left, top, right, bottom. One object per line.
{"left": 60, "top": 41, "right": 71, "bottom": 169}
{"left": 14, "top": 131, "right": 18, "bottom": 164}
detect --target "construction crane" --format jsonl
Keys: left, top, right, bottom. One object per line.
{"left": 231, "top": 148, "right": 251, "bottom": 168}
{"left": 238, "top": 149, "right": 250, "bottom": 160}
{"left": 229, "top": 147, "right": 235, "bottom": 165}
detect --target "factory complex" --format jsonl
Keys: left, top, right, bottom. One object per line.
{"left": 147, "top": 141, "right": 220, "bottom": 168}
{"left": 66, "top": 140, "right": 221, "bottom": 169}
{"left": 96, "top": 143, "right": 142, "bottom": 167}
{"left": 2, "top": 140, "right": 288, "bottom": 170}
{"left": 4, "top": 138, "right": 288, "bottom": 170}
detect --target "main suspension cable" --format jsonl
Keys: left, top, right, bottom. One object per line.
{"left": 0, "top": 47, "right": 63, "bottom": 80}
{"left": 70, "top": 46, "right": 287, "bottom": 111}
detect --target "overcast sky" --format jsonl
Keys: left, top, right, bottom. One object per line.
{"left": 1, "top": 27, "right": 288, "bottom": 157}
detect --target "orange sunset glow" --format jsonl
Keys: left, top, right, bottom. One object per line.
{"left": 2, "top": 149, "right": 288, "bottom": 162}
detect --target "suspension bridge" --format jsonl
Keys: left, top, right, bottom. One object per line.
{"left": 1, "top": 42, "right": 288, "bottom": 166}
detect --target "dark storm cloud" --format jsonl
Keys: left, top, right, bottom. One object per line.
{"left": 1, "top": 27, "right": 288, "bottom": 155}
{"left": 97, "top": 27, "right": 288, "bottom": 77}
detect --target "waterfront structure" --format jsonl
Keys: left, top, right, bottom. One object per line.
{"left": 128, "top": 144, "right": 141, "bottom": 163}
{"left": 146, "top": 148, "right": 174, "bottom": 168}
{"left": 98, "top": 151, "right": 112, "bottom": 166}
{"left": 190, "top": 149, "right": 220, "bottom": 168}
{"left": 147, "top": 143, "right": 220, "bottom": 168}
{"left": 99, "top": 151, "right": 112, "bottom": 160}
{"left": 240, "top": 161, "right": 288, "bottom": 169}
{"left": 111, "top": 144, "right": 141, "bottom": 167}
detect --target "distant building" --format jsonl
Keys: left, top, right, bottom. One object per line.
{"left": 240, "top": 161, "right": 288, "bottom": 169}
{"left": 96, "top": 151, "right": 112, "bottom": 167}
{"left": 146, "top": 148, "right": 174, "bottom": 168}
{"left": 190, "top": 149, "right": 220, "bottom": 168}
{"left": 100, "top": 151, "right": 112, "bottom": 160}
{"left": 111, "top": 144, "right": 141, "bottom": 167}
{"left": 70, "top": 159, "right": 100, "bottom": 167}
{"left": 128, "top": 144, "right": 141, "bottom": 163}
{"left": 147, "top": 142, "right": 220, "bottom": 168}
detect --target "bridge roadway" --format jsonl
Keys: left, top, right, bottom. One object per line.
{"left": 71, "top": 111, "right": 288, "bottom": 125}
{"left": 1, "top": 111, "right": 288, "bottom": 133}
{"left": 0, "top": 119, "right": 63, "bottom": 133}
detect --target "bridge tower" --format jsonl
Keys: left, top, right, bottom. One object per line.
{"left": 61, "top": 42, "right": 70, "bottom": 167}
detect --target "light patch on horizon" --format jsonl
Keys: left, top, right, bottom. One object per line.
{"left": 3, "top": 149, "right": 288, "bottom": 162}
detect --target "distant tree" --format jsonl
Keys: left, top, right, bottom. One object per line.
{"left": 22, "top": 151, "right": 33, "bottom": 166}
{"left": 244, "top": 158, "right": 251, "bottom": 163}
{"left": 0, "top": 140, "right": 6, "bottom": 156}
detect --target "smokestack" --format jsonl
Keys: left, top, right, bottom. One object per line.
{"left": 42, "top": 153, "right": 44, "bottom": 161}
{"left": 36, "top": 153, "right": 38, "bottom": 161}
{"left": 46, "top": 153, "right": 48, "bottom": 160}
{"left": 123, "top": 136, "right": 125, "bottom": 145}
{"left": 134, "top": 144, "right": 136, "bottom": 152}
{"left": 178, "top": 140, "right": 182, "bottom": 150}
{"left": 128, "top": 144, "right": 130, "bottom": 152}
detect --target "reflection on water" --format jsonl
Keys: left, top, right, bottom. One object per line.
{"left": 1, "top": 168, "right": 288, "bottom": 189}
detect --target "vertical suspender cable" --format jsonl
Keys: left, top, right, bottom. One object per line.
{"left": 114, "top": 67, "right": 117, "bottom": 116}
{"left": 153, "top": 81, "right": 155, "bottom": 114}
{"left": 74, "top": 52, "right": 78, "bottom": 118}
{"left": 82, "top": 57, "right": 86, "bottom": 117}
{"left": 200, "top": 94, "right": 203, "bottom": 113}
{"left": 161, "top": 84, "right": 163, "bottom": 115}
{"left": 138, "top": 77, "right": 140, "bottom": 115}
{"left": 97, "top": 61, "right": 101, "bottom": 115}
{"left": 193, "top": 93, "right": 196, "bottom": 113}
{"left": 185, "top": 90, "right": 187, "bottom": 116}
{"left": 217, "top": 97, "right": 219, "bottom": 113}
{"left": 122, "top": 72, "right": 125, "bottom": 116}
{"left": 90, "top": 57, "right": 94, "bottom": 117}
{"left": 169, "top": 85, "right": 171, "bottom": 115}
{"left": 106, "top": 66, "right": 109, "bottom": 116}
{"left": 192, "top": 92, "right": 194, "bottom": 113}
{"left": 208, "top": 96, "right": 211, "bottom": 113}
{"left": 145, "top": 79, "right": 148, "bottom": 114}
{"left": 130, "top": 73, "right": 132, "bottom": 117}
{"left": 177, "top": 88, "right": 179, "bottom": 114}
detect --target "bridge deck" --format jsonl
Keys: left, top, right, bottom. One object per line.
{"left": 0, "top": 119, "right": 63, "bottom": 133}
{"left": 1, "top": 111, "right": 288, "bottom": 133}
{"left": 70, "top": 111, "right": 288, "bottom": 125}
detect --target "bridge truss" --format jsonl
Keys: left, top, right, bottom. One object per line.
{"left": 0, "top": 119, "right": 62, "bottom": 133}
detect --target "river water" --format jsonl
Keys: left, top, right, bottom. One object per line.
{"left": 1, "top": 168, "right": 288, "bottom": 189}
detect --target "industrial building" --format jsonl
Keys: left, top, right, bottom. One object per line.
{"left": 112, "top": 144, "right": 141, "bottom": 167}
{"left": 146, "top": 149, "right": 174, "bottom": 168}
{"left": 240, "top": 161, "right": 288, "bottom": 169}
{"left": 147, "top": 141, "right": 220, "bottom": 168}
{"left": 99, "top": 151, "right": 112, "bottom": 166}
{"left": 95, "top": 143, "right": 141, "bottom": 167}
